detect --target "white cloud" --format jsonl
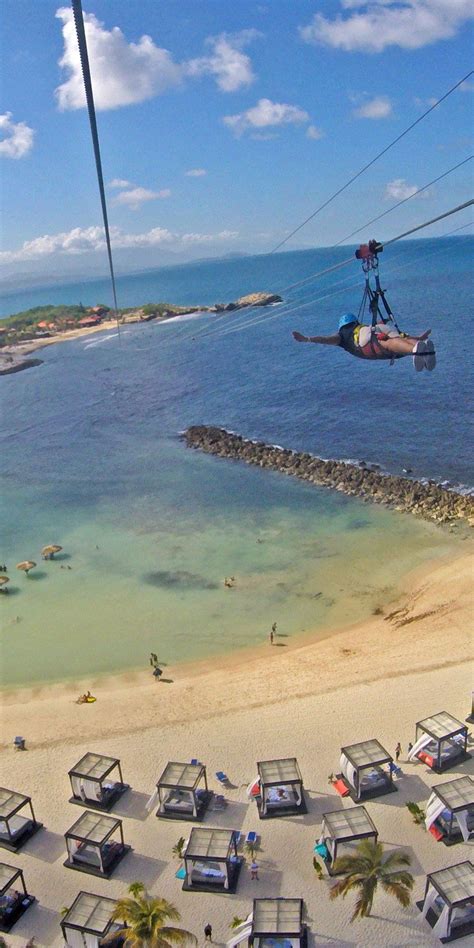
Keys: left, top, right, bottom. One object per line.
{"left": 186, "top": 30, "right": 258, "bottom": 92}
{"left": 55, "top": 6, "right": 183, "bottom": 110}
{"left": 224, "top": 98, "right": 310, "bottom": 137}
{"left": 181, "top": 230, "right": 239, "bottom": 244}
{"left": 0, "top": 112, "right": 34, "bottom": 158}
{"left": 353, "top": 95, "right": 392, "bottom": 118}
{"left": 306, "top": 124, "right": 324, "bottom": 140}
{"left": 185, "top": 168, "right": 207, "bottom": 177}
{"left": 459, "top": 79, "right": 474, "bottom": 92}
{"left": 112, "top": 186, "right": 171, "bottom": 209}
{"left": 384, "top": 178, "right": 430, "bottom": 201}
{"left": 109, "top": 178, "right": 132, "bottom": 189}
{"left": 300, "top": 1, "right": 474, "bottom": 53}
{"left": 0, "top": 225, "right": 239, "bottom": 262}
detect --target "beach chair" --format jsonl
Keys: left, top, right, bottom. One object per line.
{"left": 245, "top": 831, "right": 258, "bottom": 845}
{"left": 332, "top": 778, "right": 350, "bottom": 797}
{"left": 216, "top": 770, "right": 228, "bottom": 784}
{"left": 190, "top": 758, "right": 200, "bottom": 766}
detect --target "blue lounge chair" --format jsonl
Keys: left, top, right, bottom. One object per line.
{"left": 216, "top": 771, "right": 228, "bottom": 784}
{"left": 246, "top": 831, "right": 258, "bottom": 845}
{"left": 190, "top": 759, "right": 200, "bottom": 766}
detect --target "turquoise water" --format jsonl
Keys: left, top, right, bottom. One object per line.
{"left": 0, "top": 237, "right": 471, "bottom": 686}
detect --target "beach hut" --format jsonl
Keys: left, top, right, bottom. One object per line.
{"left": 0, "top": 788, "right": 42, "bottom": 852}
{"left": 64, "top": 810, "right": 130, "bottom": 878}
{"left": 154, "top": 761, "right": 212, "bottom": 821}
{"left": 409, "top": 711, "right": 470, "bottom": 773}
{"left": 60, "top": 891, "right": 124, "bottom": 947}
{"left": 338, "top": 739, "right": 395, "bottom": 801}
{"left": 418, "top": 861, "right": 474, "bottom": 942}
{"left": 425, "top": 776, "right": 474, "bottom": 845}
{"left": 68, "top": 753, "right": 129, "bottom": 811}
{"left": 0, "top": 863, "right": 35, "bottom": 933}
{"left": 182, "top": 827, "right": 242, "bottom": 892}
{"left": 250, "top": 899, "right": 307, "bottom": 948}
{"left": 317, "top": 806, "right": 378, "bottom": 875}
{"left": 255, "top": 758, "right": 306, "bottom": 819}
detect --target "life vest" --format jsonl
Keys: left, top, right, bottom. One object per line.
{"left": 338, "top": 323, "right": 393, "bottom": 361}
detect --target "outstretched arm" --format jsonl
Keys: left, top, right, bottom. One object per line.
{"left": 292, "top": 330, "right": 340, "bottom": 346}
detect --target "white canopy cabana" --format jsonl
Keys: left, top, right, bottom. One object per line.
{"left": 418, "top": 861, "right": 474, "bottom": 942}
{"left": 425, "top": 776, "right": 473, "bottom": 844}
{"left": 61, "top": 891, "right": 122, "bottom": 947}
{"left": 339, "top": 740, "right": 395, "bottom": 801}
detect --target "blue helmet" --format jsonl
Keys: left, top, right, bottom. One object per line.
{"left": 338, "top": 313, "right": 358, "bottom": 330}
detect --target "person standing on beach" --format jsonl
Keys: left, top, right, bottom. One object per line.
{"left": 395, "top": 742, "right": 402, "bottom": 762}
{"left": 204, "top": 924, "right": 213, "bottom": 942}
{"left": 149, "top": 652, "right": 158, "bottom": 667}
{"left": 269, "top": 628, "right": 274, "bottom": 645}
{"left": 251, "top": 860, "right": 259, "bottom": 880}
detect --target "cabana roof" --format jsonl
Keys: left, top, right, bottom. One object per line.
{"left": 341, "top": 739, "right": 391, "bottom": 768}
{"left": 253, "top": 898, "right": 303, "bottom": 936}
{"left": 66, "top": 810, "right": 121, "bottom": 845}
{"left": 257, "top": 758, "right": 302, "bottom": 785}
{"left": 158, "top": 762, "right": 205, "bottom": 789}
{"left": 0, "top": 788, "right": 29, "bottom": 819}
{"left": 417, "top": 711, "right": 466, "bottom": 740}
{"left": 69, "top": 753, "right": 119, "bottom": 781}
{"left": 186, "top": 827, "right": 234, "bottom": 860}
{"left": 428, "top": 861, "right": 474, "bottom": 907}
{"left": 62, "top": 891, "right": 117, "bottom": 934}
{"left": 323, "top": 806, "right": 377, "bottom": 840}
{"left": 0, "top": 862, "right": 22, "bottom": 895}
{"left": 433, "top": 776, "right": 473, "bottom": 813}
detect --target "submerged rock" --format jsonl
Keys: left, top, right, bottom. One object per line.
{"left": 144, "top": 569, "right": 219, "bottom": 590}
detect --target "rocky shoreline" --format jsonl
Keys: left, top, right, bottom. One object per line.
{"left": 183, "top": 425, "right": 474, "bottom": 527}
{"left": 0, "top": 356, "right": 43, "bottom": 376}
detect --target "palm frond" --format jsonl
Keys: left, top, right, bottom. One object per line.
{"left": 159, "top": 926, "right": 197, "bottom": 945}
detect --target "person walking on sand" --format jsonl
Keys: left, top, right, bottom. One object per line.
{"left": 251, "top": 859, "right": 259, "bottom": 880}
{"left": 395, "top": 742, "right": 402, "bottom": 762}
{"left": 149, "top": 652, "right": 158, "bottom": 667}
{"left": 272, "top": 621, "right": 277, "bottom": 634}
{"left": 204, "top": 924, "right": 212, "bottom": 942}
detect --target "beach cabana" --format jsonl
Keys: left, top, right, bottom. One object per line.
{"left": 250, "top": 898, "right": 307, "bottom": 947}
{"left": 61, "top": 891, "right": 124, "bottom": 947}
{"left": 183, "top": 827, "right": 242, "bottom": 893}
{"left": 64, "top": 810, "right": 130, "bottom": 878}
{"left": 425, "top": 776, "right": 474, "bottom": 845}
{"left": 418, "top": 861, "right": 474, "bottom": 943}
{"left": 338, "top": 740, "right": 395, "bottom": 801}
{"left": 0, "top": 863, "right": 35, "bottom": 933}
{"left": 0, "top": 788, "right": 42, "bottom": 852}
{"left": 68, "top": 753, "right": 129, "bottom": 811}
{"left": 409, "top": 712, "right": 470, "bottom": 773}
{"left": 318, "top": 806, "right": 378, "bottom": 875}
{"left": 155, "top": 761, "right": 211, "bottom": 821}
{"left": 255, "top": 758, "right": 306, "bottom": 819}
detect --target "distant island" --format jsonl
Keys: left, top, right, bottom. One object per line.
{"left": 0, "top": 291, "right": 282, "bottom": 375}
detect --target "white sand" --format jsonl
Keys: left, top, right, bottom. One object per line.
{"left": 1, "top": 550, "right": 473, "bottom": 947}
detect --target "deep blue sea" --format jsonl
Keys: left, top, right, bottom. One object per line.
{"left": 0, "top": 236, "right": 472, "bottom": 686}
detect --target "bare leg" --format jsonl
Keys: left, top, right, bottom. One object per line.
{"left": 378, "top": 337, "right": 420, "bottom": 356}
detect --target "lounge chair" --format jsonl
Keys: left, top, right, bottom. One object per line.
{"left": 190, "top": 759, "right": 200, "bottom": 766}
{"left": 216, "top": 771, "right": 228, "bottom": 784}
{"left": 245, "top": 831, "right": 258, "bottom": 845}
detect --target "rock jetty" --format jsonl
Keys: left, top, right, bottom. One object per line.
{"left": 183, "top": 426, "right": 474, "bottom": 527}
{"left": 0, "top": 356, "right": 43, "bottom": 376}
{"left": 213, "top": 292, "right": 282, "bottom": 313}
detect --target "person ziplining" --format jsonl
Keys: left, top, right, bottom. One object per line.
{"left": 292, "top": 240, "right": 436, "bottom": 371}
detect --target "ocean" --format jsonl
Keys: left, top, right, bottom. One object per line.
{"left": 0, "top": 236, "right": 472, "bottom": 687}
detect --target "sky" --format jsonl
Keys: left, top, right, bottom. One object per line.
{"left": 1, "top": 0, "right": 473, "bottom": 284}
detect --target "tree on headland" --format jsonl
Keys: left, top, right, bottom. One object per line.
{"left": 104, "top": 882, "right": 197, "bottom": 947}
{"left": 329, "top": 840, "right": 414, "bottom": 921}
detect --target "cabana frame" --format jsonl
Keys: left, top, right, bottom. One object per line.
{"left": 156, "top": 762, "right": 212, "bottom": 821}
{"left": 64, "top": 810, "right": 130, "bottom": 878}
{"left": 0, "top": 863, "right": 35, "bottom": 933}
{"left": 251, "top": 898, "right": 307, "bottom": 947}
{"left": 256, "top": 758, "right": 306, "bottom": 819}
{"left": 183, "top": 827, "right": 242, "bottom": 893}
{"left": 319, "top": 806, "right": 378, "bottom": 876}
{"left": 60, "top": 891, "right": 125, "bottom": 947}
{"left": 68, "top": 752, "right": 129, "bottom": 812}
{"left": 338, "top": 740, "right": 396, "bottom": 801}
{"left": 0, "top": 788, "right": 42, "bottom": 853}
{"left": 417, "top": 861, "right": 474, "bottom": 943}
{"left": 428, "top": 777, "right": 474, "bottom": 846}
{"left": 414, "top": 712, "right": 470, "bottom": 773}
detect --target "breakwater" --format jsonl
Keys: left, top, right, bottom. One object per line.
{"left": 183, "top": 426, "right": 474, "bottom": 527}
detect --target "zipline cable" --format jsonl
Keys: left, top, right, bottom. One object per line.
{"left": 270, "top": 69, "right": 473, "bottom": 254}
{"left": 71, "top": 0, "right": 119, "bottom": 328}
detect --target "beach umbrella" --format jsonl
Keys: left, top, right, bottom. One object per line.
{"left": 247, "top": 778, "right": 261, "bottom": 798}
{"left": 0, "top": 576, "right": 10, "bottom": 592}
{"left": 41, "top": 544, "right": 62, "bottom": 559}
{"left": 16, "top": 560, "right": 36, "bottom": 575}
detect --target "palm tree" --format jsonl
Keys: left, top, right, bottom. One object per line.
{"left": 105, "top": 883, "right": 197, "bottom": 948}
{"left": 330, "top": 839, "right": 414, "bottom": 921}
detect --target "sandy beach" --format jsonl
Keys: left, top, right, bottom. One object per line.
{"left": 1, "top": 549, "right": 472, "bottom": 946}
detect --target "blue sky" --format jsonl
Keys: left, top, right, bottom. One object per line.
{"left": 1, "top": 1, "right": 473, "bottom": 281}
